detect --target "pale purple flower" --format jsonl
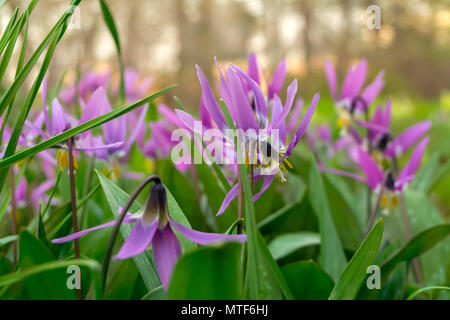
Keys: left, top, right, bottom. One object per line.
{"left": 174, "top": 58, "right": 319, "bottom": 215}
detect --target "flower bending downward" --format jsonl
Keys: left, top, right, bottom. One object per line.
{"left": 51, "top": 181, "right": 246, "bottom": 289}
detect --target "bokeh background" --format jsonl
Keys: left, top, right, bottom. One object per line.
{"left": 1, "top": 0, "right": 449, "bottom": 215}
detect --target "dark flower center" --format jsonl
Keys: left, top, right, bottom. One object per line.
{"left": 385, "top": 171, "right": 396, "bottom": 191}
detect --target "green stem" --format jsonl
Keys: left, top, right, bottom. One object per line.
{"left": 9, "top": 166, "right": 17, "bottom": 267}
{"left": 67, "top": 137, "right": 81, "bottom": 300}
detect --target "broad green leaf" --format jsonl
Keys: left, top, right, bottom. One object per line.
{"left": 0, "top": 85, "right": 175, "bottom": 170}
{"left": 218, "top": 98, "right": 292, "bottom": 299}
{"left": 329, "top": 218, "right": 384, "bottom": 300}
{"left": 98, "top": 0, "right": 125, "bottom": 103}
{"left": 403, "top": 190, "right": 450, "bottom": 285}
{"left": 0, "top": 258, "right": 102, "bottom": 300}
{"left": 0, "top": 235, "right": 16, "bottom": 247}
{"left": 381, "top": 224, "right": 450, "bottom": 277}
{"left": 257, "top": 202, "right": 299, "bottom": 233}
{"left": 407, "top": 286, "right": 450, "bottom": 300}
{"left": 282, "top": 260, "right": 334, "bottom": 300}
{"left": 168, "top": 243, "right": 243, "bottom": 299}
{"left": 269, "top": 232, "right": 320, "bottom": 260}
{"left": 141, "top": 286, "right": 167, "bottom": 300}
{"left": 18, "top": 230, "right": 77, "bottom": 299}
{"left": 104, "top": 259, "right": 139, "bottom": 300}
{"left": 308, "top": 158, "right": 347, "bottom": 280}
{"left": 323, "top": 173, "right": 362, "bottom": 250}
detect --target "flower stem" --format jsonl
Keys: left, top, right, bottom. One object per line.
{"left": 365, "top": 108, "right": 373, "bottom": 222}
{"left": 365, "top": 174, "right": 387, "bottom": 237}
{"left": 392, "top": 156, "right": 423, "bottom": 284}
{"left": 67, "top": 137, "right": 82, "bottom": 300}
{"left": 237, "top": 171, "right": 244, "bottom": 234}
{"left": 101, "top": 175, "right": 161, "bottom": 293}
{"left": 9, "top": 166, "right": 17, "bottom": 267}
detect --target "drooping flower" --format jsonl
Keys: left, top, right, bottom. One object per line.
{"left": 51, "top": 180, "right": 246, "bottom": 289}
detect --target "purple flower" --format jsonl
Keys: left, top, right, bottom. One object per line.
{"left": 174, "top": 58, "right": 319, "bottom": 215}
{"left": 27, "top": 77, "right": 123, "bottom": 170}
{"left": 354, "top": 99, "right": 431, "bottom": 158}
{"left": 246, "top": 53, "right": 287, "bottom": 101}
{"left": 59, "top": 71, "right": 110, "bottom": 106}
{"left": 325, "top": 59, "right": 384, "bottom": 113}
{"left": 327, "top": 137, "right": 429, "bottom": 195}
{"left": 51, "top": 182, "right": 246, "bottom": 289}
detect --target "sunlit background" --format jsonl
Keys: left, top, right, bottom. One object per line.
{"left": 1, "top": 0, "right": 449, "bottom": 214}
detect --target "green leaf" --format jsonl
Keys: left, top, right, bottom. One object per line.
{"left": 381, "top": 224, "right": 450, "bottom": 277}
{"left": 403, "top": 190, "right": 450, "bottom": 285}
{"left": 329, "top": 218, "right": 384, "bottom": 300}
{"left": 268, "top": 232, "right": 320, "bottom": 260}
{"left": 218, "top": 98, "right": 292, "bottom": 299}
{"left": 104, "top": 259, "right": 139, "bottom": 300}
{"left": 0, "top": 258, "right": 102, "bottom": 300}
{"left": 168, "top": 243, "right": 243, "bottom": 299}
{"left": 308, "top": 158, "right": 347, "bottom": 280}
{"left": 18, "top": 230, "right": 77, "bottom": 299}
{"left": 98, "top": 0, "right": 125, "bottom": 103}
{"left": 141, "top": 286, "right": 167, "bottom": 300}
{"left": 323, "top": 173, "right": 362, "bottom": 250}
{"left": 407, "top": 286, "right": 450, "bottom": 300}
{"left": 0, "top": 85, "right": 175, "bottom": 170}
{"left": 282, "top": 260, "right": 334, "bottom": 300}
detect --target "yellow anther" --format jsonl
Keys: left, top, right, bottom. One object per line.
{"left": 337, "top": 112, "right": 351, "bottom": 130}
{"left": 57, "top": 149, "right": 77, "bottom": 172}
{"left": 283, "top": 158, "right": 293, "bottom": 169}
{"left": 390, "top": 194, "right": 398, "bottom": 208}
{"left": 145, "top": 159, "right": 156, "bottom": 173}
{"left": 380, "top": 194, "right": 389, "bottom": 209}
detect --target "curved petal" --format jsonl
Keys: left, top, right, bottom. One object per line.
{"left": 324, "top": 60, "right": 337, "bottom": 100}
{"left": 51, "top": 215, "right": 139, "bottom": 244}
{"left": 51, "top": 98, "right": 67, "bottom": 135}
{"left": 359, "top": 70, "right": 385, "bottom": 111}
{"left": 217, "top": 182, "right": 239, "bottom": 216}
{"left": 341, "top": 59, "right": 367, "bottom": 101}
{"left": 152, "top": 225, "right": 182, "bottom": 290}
{"left": 247, "top": 53, "right": 260, "bottom": 84}
{"left": 272, "top": 79, "right": 298, "bottom": 130}
{"left": 196, "top": 65, "right": 227, "bottom": 132}
{"left": 385, "top": 120, "right": 431, "bottom": 157}
{"left": 357, "top": 147, "right": 383, "bottom": 190}
{"left": 323, "top": 167, "right": 368, "bottom": 185}
{"left": 227, "top": 67, "right": 258, "bottom": 131}
{"left": 268, "top": 60, "right": 286, "bottom": 99}
{"left": 286, "top": 93, "right": 320, "bottom": 157}
{"left": 170, "top": 220, "right": 247, "bottom": 246}
{"left": 231, "top": 64, "right": 268, "bottom": 128}
{"left": 397, "top": 137, "right": 429, "bottom": 184}
{"left": 252, "top": 174, "right": 275, "bottom": 201}
{"left": 114, "top": 219, "right": 158, "bottom": 260}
